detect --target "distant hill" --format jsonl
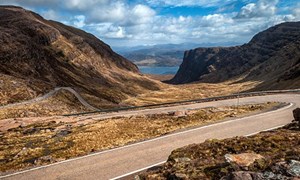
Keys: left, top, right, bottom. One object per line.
{"left": 170, "top": 22, "right": 300, "bottom": 90}
{"left": 0, "top": 6, "right": 160, "bottom": 108}
{"left": 117, "top": 43, "right": 238, "bottom": 67}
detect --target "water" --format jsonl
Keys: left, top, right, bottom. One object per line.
{"left": 138, "top": 66, "right": 179, "bottom": 75}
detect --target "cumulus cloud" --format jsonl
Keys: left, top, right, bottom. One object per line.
{"left": 88, "top": 3, "right": 155, "bottom": 25}
{"left": 88, "top": 1, "right": 127, "bottom": 23}
{"left": 201, "top": 14, "right": 234, "bottom": 27}
{"left": 64, "top": 0, "right": 109, "bottom": 11}
{"left": 132, "top": 4, "right": 156, "bottom": 24}
{"left": 0, "top": 0, "right": 299, "bottom": 47}
{"left": 146, "top": 0, "right": 242, "bottom": 7}
{"left": 235, "top": 0, "right": 278, "bottom": 18}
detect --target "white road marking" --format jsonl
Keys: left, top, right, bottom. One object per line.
{"left": 108, "top": 123, "right": 290, "bottom": 180}
{"left": 110, "top": 161, "right": 166, "bottom": 180}
{"left": 245, "top": 125, "right": 286, "bottom": 137}
{"left": 0, "top": 103, "right": 294, "bottom": 179}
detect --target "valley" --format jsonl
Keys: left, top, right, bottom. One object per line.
{"left": 0, "top": 4, "right": 299, "bottom": 180}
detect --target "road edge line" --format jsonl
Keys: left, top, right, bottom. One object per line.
{"left": 109, "top": 124, "right": 289, "bottom": 180}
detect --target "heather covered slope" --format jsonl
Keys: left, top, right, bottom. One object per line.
{"left": 170, "top": 22, "right": 300, "bottom": 90}
{"left": 0, "top": 6, "right": 160, "bottom": 108}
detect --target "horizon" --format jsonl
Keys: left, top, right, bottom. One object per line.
{"left": 0, "top": 0, "right": 299, "bottom": 49}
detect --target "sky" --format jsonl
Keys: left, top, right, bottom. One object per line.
{"left": 1, "top": 0, "right": 300, "bottom": 48}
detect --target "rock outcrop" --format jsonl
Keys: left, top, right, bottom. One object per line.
{"left": 0, "top": 6, "right": 160, "bottom": 108}
{"left": 170, "top": 22, "right": 300, "bottom": 90}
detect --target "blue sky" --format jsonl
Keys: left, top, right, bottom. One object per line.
{"left": 1, "top": 0, "right": 300, "bottom": 48}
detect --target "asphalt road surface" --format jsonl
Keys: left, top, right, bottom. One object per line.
{"left": 1, "top": 93, "right": 299, "bottom": 180}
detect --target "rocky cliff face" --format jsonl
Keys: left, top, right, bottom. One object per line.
{"left": 0, "top": 6, "right": 160, "bottom": 107}
{"left": 170, "top": 22, "right": 300, "bottom": 90}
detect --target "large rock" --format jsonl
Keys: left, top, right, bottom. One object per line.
{"left": 293, "top": 108, "right": 300, "bottom": 122}
{"left": 173, "top": 110, "right": 187, "bottom": 117}
{"left": 287, "top": 160, "right": 300, "bottom": 177}
{"left": 225, "top": 153, "right": 264, "bottom": 168}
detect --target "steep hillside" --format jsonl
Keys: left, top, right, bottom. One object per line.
{"left": 0, "top": 6, "right": 160, "bottom": 108}
{"left": 170, "top": 22, "right": 300, "bottom": 90}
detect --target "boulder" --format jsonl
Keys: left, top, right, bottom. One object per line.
{"left": 287, "top": 160, "right": 300, "bottom": 177}
{"left": 225, "top": 153, "right": 264, "bottom": 168}
{"left": 293, "top": 108, "right": 300, "bottom": 122}
{"left": 173, "top": 111, "right": 187, "bottom": 117}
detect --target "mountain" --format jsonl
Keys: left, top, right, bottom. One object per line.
{"left": 117, "top": 43, "right": 239, "bottom": 67}
{"left": 170, "top": 22, "right": 300, "bottom": 90}
{"left": 0, "top": 6, "right": 160, "bottom": 108}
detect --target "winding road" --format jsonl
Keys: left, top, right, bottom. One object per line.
{"left": 1, "top": 93, "right": 299, "bottom": 180}
{"left": 0, "top": 87, "right": 99, "bottom": 111}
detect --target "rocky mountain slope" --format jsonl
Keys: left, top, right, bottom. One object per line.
{"left": 0, "top": 6, "right": 160, "bottom": 108}
{"left": 170, "top": 22, "right": 300, "bottom": 90}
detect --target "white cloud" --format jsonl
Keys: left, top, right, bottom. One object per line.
{"left": 105, "top": 26, "right": 127, "bottom": 38}
{"left": 64, "top": 0, "right": 109, "bottom": 11}
{"left": 146, "top": 0, "right": 240, "bottom": 7}
{"left": 201, "top": 14, "right": 234, "bottom": 27}
{"left": 236, "top": 0, "right": 279, "bottom": 18}
{"left": 92, "top": 23, "right": 131, "bottom": 39}
{"left": 88, "top": 1, "right": 127, "bottom": 23}
{"left": 131, "top": 4, "right": 156, "bottom": 24}
{"left": 80, "top": 2, "right": 156, "bottom": 26}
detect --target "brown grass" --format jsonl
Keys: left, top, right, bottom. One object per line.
{"left": 0, "top": 74, "right": 37, "bottom": 106}
{"left": 0, "top": 102, "right": 280, "bottom": 173}
{"left": 123, "top": 79, "right": 260, "bottom": 106}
